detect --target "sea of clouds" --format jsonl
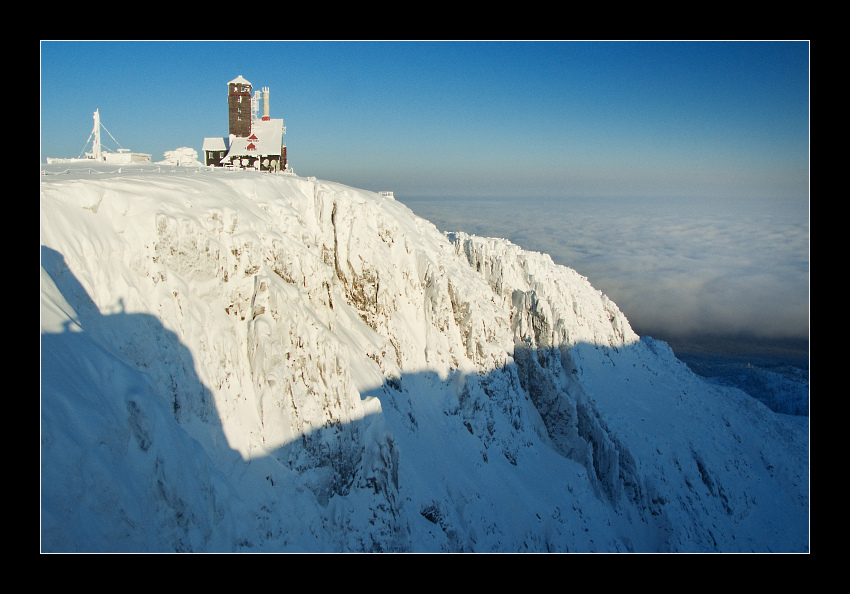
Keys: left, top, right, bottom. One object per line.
{"left": 398, "top": 194, "right": 809, "bottom": 354}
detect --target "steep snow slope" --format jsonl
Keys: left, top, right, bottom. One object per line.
{"left": 40, "top": 166, "right": 808, "bottom": 552}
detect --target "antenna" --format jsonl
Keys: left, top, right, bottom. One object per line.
{"left": 92, "top": 109, "right": 101, "bottom": 161}
{"left": 77, "top": 110, "right": 126, "bottom": 160}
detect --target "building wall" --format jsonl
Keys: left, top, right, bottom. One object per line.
{"left": 228, "top": 82, "right": 252, "bottom": 137}
{"left": 227, "top": 153, "right": 282, "bottom": 171}
{"left": 205, "top": 150, "right": 226, "bottom": 167}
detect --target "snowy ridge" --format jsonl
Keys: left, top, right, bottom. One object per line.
{"left": 40, "top": 166, "right": 808, "bottom": 552}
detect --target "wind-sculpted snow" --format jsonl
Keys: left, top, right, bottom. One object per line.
{"left": 40, "top": 166, "right": 808, "bottom": 552}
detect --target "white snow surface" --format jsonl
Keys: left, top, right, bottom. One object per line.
{"left": 40, "top": 165, "right": 809, "bottom": 552}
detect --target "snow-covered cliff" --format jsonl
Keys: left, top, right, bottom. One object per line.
{"left": 40, "top": 166, "right": 808, "bottom": 552}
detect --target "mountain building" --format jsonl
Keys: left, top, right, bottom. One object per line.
{"left": 203, "top": 75, "right": 288, "bottom": 172}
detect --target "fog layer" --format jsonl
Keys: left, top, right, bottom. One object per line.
{"left": 399, "top": 195, "right": 809, "bottom": 351}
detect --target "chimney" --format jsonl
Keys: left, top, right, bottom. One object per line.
{"left": 262, "top": 87, "right": 270, "bottom": 121}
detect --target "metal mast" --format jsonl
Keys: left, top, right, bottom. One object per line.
{"left": 92, "top": 109, "right": 101, "bottom": 161}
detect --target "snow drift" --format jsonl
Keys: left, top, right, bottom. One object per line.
{"left": 40, "top": 165, "right": 808, "bottom": 552}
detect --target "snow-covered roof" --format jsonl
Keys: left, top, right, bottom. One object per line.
{"left": 228, "top": 75, "right": 252, "bottom": 87}
{"left": 222, "top": 119, "right": 284, "bottom": 160}
{"left": 202, "top": 137, "right": 228, "bottom": 151}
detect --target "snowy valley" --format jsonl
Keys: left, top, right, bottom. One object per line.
{"left": 40, "top": 165, "right": 809, "bottom": 552}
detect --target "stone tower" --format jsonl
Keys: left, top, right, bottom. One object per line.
{"left": 228, "top": 75, "right": 252, "bottom": 138}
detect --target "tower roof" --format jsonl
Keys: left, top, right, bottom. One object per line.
{"left": 228, "top": 75, "right": 252, "bottom": 87}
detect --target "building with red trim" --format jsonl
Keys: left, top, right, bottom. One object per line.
{"left": 203, "top": 75, "right": 288, "bottom": 172}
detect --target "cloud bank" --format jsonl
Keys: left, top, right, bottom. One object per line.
{"left": 399, "top": 194, "right": 809, "bottom": 344}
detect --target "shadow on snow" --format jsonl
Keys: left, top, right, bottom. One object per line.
{"left": 40, "top": 246, "right": 808, "bottom": 553}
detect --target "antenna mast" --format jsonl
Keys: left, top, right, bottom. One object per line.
{"left": 92, "top": 109, "right": 101, "bottom": 161}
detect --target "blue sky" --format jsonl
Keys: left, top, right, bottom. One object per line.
{"left": 41, "top": 40, "right": 809, "bottom": 201}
